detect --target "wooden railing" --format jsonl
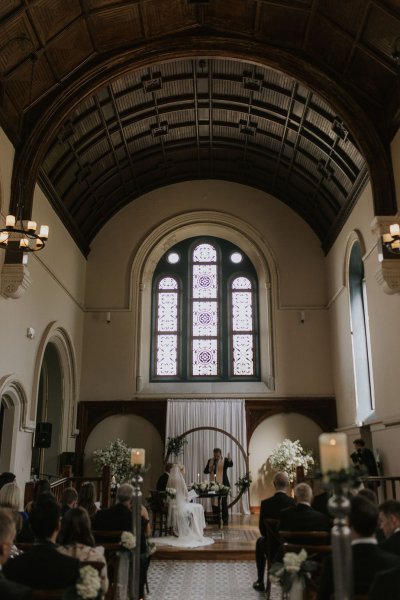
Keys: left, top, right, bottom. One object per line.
{"left": 361, "top": 475, "right": 400, "bottom": 501}
{"left": 24, "top": 465, "right": 111, "bottom": 509}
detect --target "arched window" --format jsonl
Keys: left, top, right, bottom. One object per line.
{"left": 349, "top": 241, "right": 374, "bottom": 420}
{"left": 152, "top": 237, "right": 259, "bottom": 381}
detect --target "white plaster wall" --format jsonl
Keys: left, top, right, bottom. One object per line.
{"left": 81, "top": 181, "right": 333, "bottom": 401}
{"left": 83, "top": 414, "right": 164, "bottom": 499}
{"left": 249, "top": 412, "right": 322, "bottom": 507}
{"left": 0, "top": 129, "right": 87, "bottom": 489}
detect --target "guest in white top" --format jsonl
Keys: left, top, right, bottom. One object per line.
{"left": 58, "top": 506, "right": 109, "bottom": 598}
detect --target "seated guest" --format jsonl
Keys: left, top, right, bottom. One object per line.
{"left": 253, "top": 471, "right": 295, "bottom": 591}
{"left": 78, "top": 482, "right": 98, "bottom": 522}
{"left": 58, "top": 507, "right": 108, "bottom": 598}
{"left": 317, "top": 496, "right": 400, "bottom": 600}
{"left": 93, "top": 484, "right": 150, "bottom": 599}
{"left": 25, "top": 478, "right": 52, "bottom": 514}
{"left": 278, "top": 482, "right": 331, "bottom": 543}
{"left": 60, "top": 487, "right": 78, "bottom": 518}
{"left": 358, "top": 488, "right": 384, "bottom": 542}
{"left": 156, "top": 463, "right": 173, "bottom": 491}
{"left": 369, "top": 564, "right": 400, "bottom": 600}
{"left": 4, "top": 493, "right": 80, "bottom": 590}
{"left": 0, "top": 472, "right": 16, "bottom": 490}
{"left": 378, "top": 500, "right": 400, "bottom": 555}
{"left": 0, "top": 508, "right": 31, "bottom": 599}
{"left": 0, "top": 481, "right": 32, "bottom": 547}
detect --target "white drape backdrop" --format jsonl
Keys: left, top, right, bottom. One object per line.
{"left": 165, "top": 399, "right": 250, "bottom": 514}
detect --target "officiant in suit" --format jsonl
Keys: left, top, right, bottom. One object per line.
{"left": 204, "top": 447, "right": 233, "bottom": 525}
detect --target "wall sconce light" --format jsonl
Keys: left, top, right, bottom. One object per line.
{"left": 382, "top": 223, "right": 400, "bottom": 254}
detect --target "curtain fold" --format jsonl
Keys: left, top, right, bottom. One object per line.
{"left": 165, "top": 399, "right": 249, "bottom": 514}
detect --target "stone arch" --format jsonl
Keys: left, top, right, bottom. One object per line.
{"left": 343, "top": 230, "right": 367, "bottom": 289}
{"left": 11, "top": 34, "right": 395, "bottom": 231}
{"left": 131, "top": 210, "right": 277, "bottom": 393}
{"left": 0, "top": 376, "right": 29, "bottom": 473}
{"left": 30, "top": 322, "right": 78, "bottom": 449}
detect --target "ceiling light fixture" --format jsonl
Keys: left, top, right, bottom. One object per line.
{"left": 382, "top": 223, "right": 400, "bottom": 254}
{"left": 0, "top": 203, "right": 49, "bottom": 252}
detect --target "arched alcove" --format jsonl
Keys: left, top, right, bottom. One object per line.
{"left": 0, "top": 377, "right": 28, "bottom": 475}
{"left": 131, "top": 210, "right": 277, "bottom": 394}
{"left": 248, "top": 412, "right": 323, "bottom": 508}
{"left": 84, "top": 414, "right": 164, "bottom": 498}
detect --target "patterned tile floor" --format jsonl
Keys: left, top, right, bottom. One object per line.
{"left": 147, "top": 560, "right": 280, "bottom": 600}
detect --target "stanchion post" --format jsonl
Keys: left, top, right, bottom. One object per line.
{"left": 328, "top": 490, "right": 353, "bottom": 600}
{"left": 131, "top": 470, "right": 142, "bottom": 600}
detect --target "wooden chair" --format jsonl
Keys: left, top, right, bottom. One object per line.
{"left": 263, "top": 518, "right": 282, "bottom": 600}
{"left": 147, "top": 490, "right": 169, "bottom": 536}
{"left": 279, "top": 530, "right": 331, "bottom": 546}
{"left": 281, "top": 537, "right": 332, "bottom": 600}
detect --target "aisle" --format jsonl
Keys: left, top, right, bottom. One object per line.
{"left": 146, "top": 560, "right": 280, "bottom": 600}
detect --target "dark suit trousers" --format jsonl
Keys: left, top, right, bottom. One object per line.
{"left": 255, "top": 537, "right": 268, "bottom": 582}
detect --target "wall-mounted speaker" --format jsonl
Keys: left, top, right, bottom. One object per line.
{"left": 34, "top": 422, "right": 52, "bottom": 448}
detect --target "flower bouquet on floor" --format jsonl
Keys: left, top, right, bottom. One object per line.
{"left": 269, "top": 549, "right": 318, "bottom": 600}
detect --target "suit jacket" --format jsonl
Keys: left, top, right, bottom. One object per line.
{"left": 259, "top": 492, "right": 295, "bottom": 537}
{"left": 156, "top": 472, "right": 169, "bottom": 491}
{"left": 278, "top": 503, "right": 331, "bottom": 544}
{"left": 204, "top": 457, "right": 233, "bottom": 487}
{"left": 93, "top": 504, "right": 148, "bottom": 553}
{"left": 317, "top": 542, "right": 400, "bottom": 600}
{"left": 350, "top": 448, "right": 378, "bottom": 476}
{"left": 312, "top": 492, "right": 330, "bottom": 517}
{"left": 0, "top": 571, "right": 31, "bottom": 600}
{"left": 92, "top": 502, "right": 132, "bottom": 532}
{"left": 380, "top": 530, "right": 400, "bottom": 555}
{"left": 369, "top": 564, "right": 400, "bottom": 600}
{"left": 3, "top": 541, "right": 80, "bottom": 590}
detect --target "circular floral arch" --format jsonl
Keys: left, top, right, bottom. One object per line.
{"left": 172, "top": 426, "right": 249, "bottom": 509}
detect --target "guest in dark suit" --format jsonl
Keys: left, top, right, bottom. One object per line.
{"left": 378, "top": 499, "right": 400, "bottom": 555}
{"left": 369, "top": 564, "right": 400, "bottom": 600}
{"left": 252, "top": 471, "right": 295, "bottom": 591}
{"left": 0, "top": 507, "right": 31, "bottom": 599}
{"left": 156, "top": 463, "right": 173, "bottom": 491}
{"left": 278, "top": 482, "right": 331, "bottom": 544}
{"left": 350, "top": 438, "right": 378, "bottom": 476}
{"left": 317, "top": 496, "right": 400, "bottom": 600}
{"left": 93, "top": 483, "right": 151, "bottom": 599}
{"left": 4, "top": 494, "right": 80, "bottom": 590}
{"left": 312, "top": 491, "right": 330, "bottom": 516}
{"left": 204, "top": 448, "right": 233, "bottom": 525}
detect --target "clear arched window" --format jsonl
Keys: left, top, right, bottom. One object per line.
{"left": 152, "top": 237, "right": 259, "bottom": 381}
{"left": 349, "top": 241, "right": 374, "bottom": 420}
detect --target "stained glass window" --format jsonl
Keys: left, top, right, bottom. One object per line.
{"left": 155, "top": 276, "right": 179, "bottom": 376}
{"left": 152, "top": 237, "right": 259, "bottom": 380}
{"left": 231, "top": 276, "right": 254, "bottom": 375}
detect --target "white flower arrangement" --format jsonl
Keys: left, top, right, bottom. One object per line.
{"left": 93, "top": 438, "right": 131, "bottom": 484}
{"left": 269, "top": 549, "right": 318, "bottom": 592}
{"left": 165, "top": 487, "right": 176, "bottom": 498}
{"left": 76, "top": 565, "right": 101, "bottom": 599}
{"left": 120, "top": 531, "right": 136, "bottom": 550}
{"left": 190, "top": 482, "right": 230, "bottom": 494}
{"left": 269, "top": 439, "right": 314, "bottom": 483}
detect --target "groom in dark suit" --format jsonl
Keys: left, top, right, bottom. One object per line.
{"left": 204, "top": 448, "right": 233, "bottom": 525}
{"left": 253, "top": 471, "right": 295, "bottom": 591}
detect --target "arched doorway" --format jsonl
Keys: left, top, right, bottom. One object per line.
{"left": 31, "top": 343, "right": 64, "bottom": 478}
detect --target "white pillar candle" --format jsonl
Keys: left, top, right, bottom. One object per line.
{"left": 5, "top": 215, "right": 15, "bottom": 228}
{"left": 197, "top": 473, "right": 200, "bottom": 483}
{"left": 131, "top": 448, "right": 145, "bottom": 466}
{"left": 319, "top": 433, "right": 349, "bottom": 476}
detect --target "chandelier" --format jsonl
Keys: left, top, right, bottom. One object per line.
{"left": 0, "top": 205, "right": 49, "bottom": 252}
{"left": 383, "top": 223, "right": 400, "bottom": 254}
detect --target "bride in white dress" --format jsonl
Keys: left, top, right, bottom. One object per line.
{"left": 155, "top": 464, "right": 214, "bottom": 548}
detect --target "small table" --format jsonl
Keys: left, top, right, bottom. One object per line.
{"left": 197, "top": 491, "right": 229, "bottom": 528}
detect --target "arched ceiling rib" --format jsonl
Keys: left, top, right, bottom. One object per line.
{"left": 0, "top": 0, "right": 399, "bottom": 256}
{"left": 40, "top": 57, "right": 367, "bottom": 250}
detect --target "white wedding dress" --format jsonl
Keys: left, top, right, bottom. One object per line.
{"left": 153, "top": 464, "right": 214, "bottom": 548}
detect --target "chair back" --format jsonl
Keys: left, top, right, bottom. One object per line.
{"left": 280, "top": 530, "right": 330, "bottom": 545}
{"left": 93, "top": 529, "right": 123, "bottom": 544}
{"left": 31, "top": 590, "right": 65, "bottom": 600}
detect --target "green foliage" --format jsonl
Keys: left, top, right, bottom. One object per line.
{"left": 92, "top": 438, "right": 132, "bottom": 484}
{"left": 235, "top": 472, "right": 252, "bottom": 493}
{"left": 165, "top": 435, "right": 188, "bottom": 458}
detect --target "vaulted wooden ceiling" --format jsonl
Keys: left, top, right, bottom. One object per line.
{"left": 0, "top": 0, "right": 399, "bottom": 256}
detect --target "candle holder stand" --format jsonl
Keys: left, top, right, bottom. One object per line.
{"left": 328, "top": 487, "right": 353, "bottom": 600}
{"left": 131, "top": 466, "right": 143, "bottom": 600}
